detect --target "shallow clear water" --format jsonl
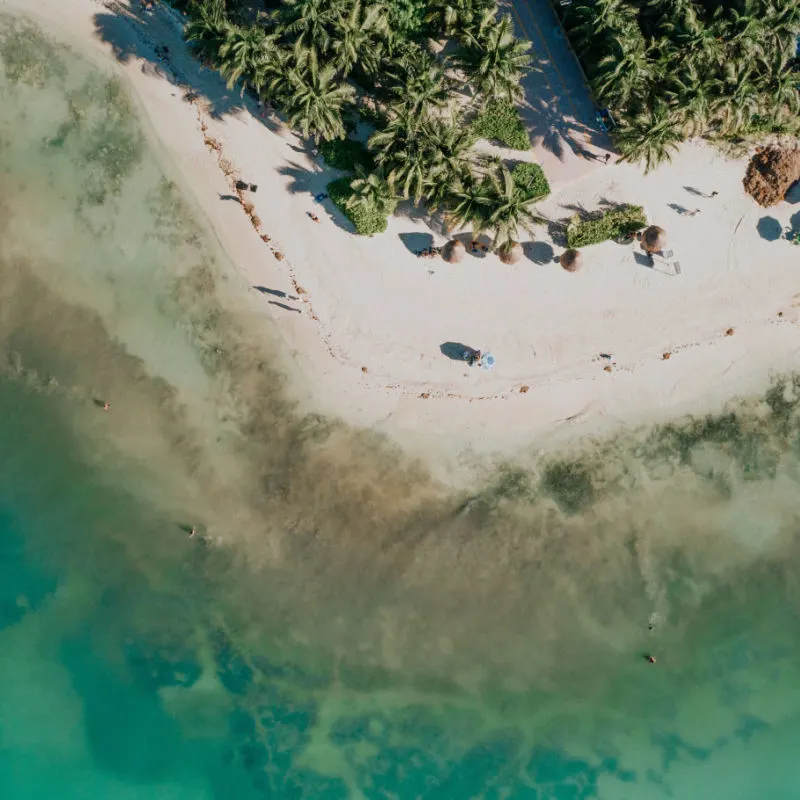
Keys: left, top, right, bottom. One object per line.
{"left": 3, "top": 12, "right": 800, "bottom": 799}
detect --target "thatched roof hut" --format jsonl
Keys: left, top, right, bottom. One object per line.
{"left": 743, "top": 145, "right": 800, "bottom": 207}
{"left": 641, "top": 225, "right": 666, "bottom": 253}
{"left": 560, "top": 248, "right": 582, "bottom": 272}
{"left": 442, "top": 239, "right": 466, "bottom": 263}
{"left": 498, "top": 242, "right": 523, "bottom": 264}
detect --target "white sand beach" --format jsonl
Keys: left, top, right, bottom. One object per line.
{"left": 6, "top": 0, "right": 800, "bottom": 482}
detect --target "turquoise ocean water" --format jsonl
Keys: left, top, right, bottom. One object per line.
{"left": 3, "top": 12, "right": 800, "bottom": 799}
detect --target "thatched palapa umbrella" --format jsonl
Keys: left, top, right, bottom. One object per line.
{"left": 560, "top": 248, "right": 583, "bottom": 272}
{"left": 499, "top": 242, "right": 523, "bottom": 264}
{"left": 641, "top": 225, "right": 666, "bottom": 253}
{"left": 442, "top": 239, "right": 465, "bottom": 263}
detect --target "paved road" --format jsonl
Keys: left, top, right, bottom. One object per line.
{"left": 503, "top": 0, "right": 613, "bottom": 188}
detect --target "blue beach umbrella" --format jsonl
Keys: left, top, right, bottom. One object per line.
{"left": 481, "top": 353, "right": 495, "bottom": 370}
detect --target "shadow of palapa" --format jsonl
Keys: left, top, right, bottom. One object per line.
{"left": 440, "top": 342, "right": 477, "bottom": 362}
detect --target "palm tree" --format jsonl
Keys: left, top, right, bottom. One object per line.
{"left": 391, "top": 61, "right": 451, "bottom": 116}
{"left": 616, "top": 102, "right": 683, "bottom": 172}
{"left": 347, "top": 165, "right": 396, "bottom": 216}
{"left": 370, "top": 127, "right": 424, "bottom": 202}
{"left": 185, "top": 0, "right": 229, "bottom": 63}
{"left": 421, "top": 115, "right": 474, "bottom": 208}
{"left": 446, "top": 171, "right": 493, "bottom": 237}
{"left": 714, "top": 61, "right": 762, "bottom": 135}
{"left": 595, "top": 35, "right": 654, "bottom": 110}
{"left": 568, "top": 0, "right": 637, "bottom": 50}
{"left": 367, "top": 103, "right": 421, "bottom": 148}
{"left": 426, "top": 0, "right": 493, "bottom": 39}
{"left": 664, "top": 66, "right": 721, "bottom": 137}
{"left": 282, "top": 49, "right": 355, "bottom": 141}
{"left": 217, "top": 24, "right": 280, "bottom": 95}
{"left": 646, "top": 0, "right": 698, "bottom": 33}
{"left": 279, "top": 0, "right": 337, "bottom": 57}
{"left": 482, "top": 164, "right": 545, "bottom": 251}
{"left": 383, "top": 141, "right": 430, "bottom": 202}
{"left": 369, "top": 105, "right": 474, "bottom": 205}
{"left": 264, "top": 47, "right": 295, "bottom": 105}
{"left": 765, "top": 0, "right": 800, "bottom": 48}
{"left": 661, "top": 6, "right": 726, "bottom": 69}
{"left": 456, "top": 15, "right": 531, "bottom": 103}
{"left": 758, "top": 49, "right": 800, "bottom": 119}
{"left": 368, "top": 103, "right": 431, "bottom": 199}
{"left": 330, "top": 0, "right": 388, "bottom": 77}
{"left": 446, "top": 164, "right": 544, "bottom": 248}
{"left": 369, "top": 103, "right": 421, "bottom": 161}
{"left": 729, "top": 5, "right": 768, "bottom": 60}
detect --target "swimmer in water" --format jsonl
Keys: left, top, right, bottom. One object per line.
{"left": 644, "top": 654, "right": 656, "bottom": 664}
{"left": 102, "top": 402, "right": 110, "bottom": 412}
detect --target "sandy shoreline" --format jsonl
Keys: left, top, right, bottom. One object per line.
{"left": 6, "top": 0, "right": 800, "bottom": 483}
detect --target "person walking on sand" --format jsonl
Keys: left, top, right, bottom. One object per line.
{"left": 709, "top": 191, "right": 718, "bottom": 198}
{"left": 604, "top": 153, "right": 611, "bottom": 165}
{"left": 308, "top": 212, "right": 320, "bottom": 223}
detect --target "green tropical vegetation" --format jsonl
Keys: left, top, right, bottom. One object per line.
{"left": 329, "top": 173, "right": 397, "bottom": 235}
{"left": 511, "top": 162, "right": 550, "bottom": 200}
{"left": 177, "top": 0, "right": 544, "bottom": 247}
{"left": 318, "top": 135, "right": 374, "bottom": 171}
{"left": 566, "top": 204, "right": 647, "bottom": 247}
{"left": 561, "top": 0, "right": 800, "bottom": 171}
{"left": 470, "top": 98, "right": 530, "bottom": 149}
{"left": 447, "top": 162, "right": 547, "bottom": 249}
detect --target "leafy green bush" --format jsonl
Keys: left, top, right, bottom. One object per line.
{"left": 512, "top": 162, "right": 550, "bottom": 200}
{"left": 318, "top": 138, "right": 374, "bottom": 172}
{"left": 328, "top": 177, "right": 390, "bottom": 236}
{"left": 566, "top": 204, "right": 647, "bottom": 248}
{"left": 388, "top": 0, "right": 430, "bottom": 40}
{"left": 471, "top": 100, "right": 530, "bottom": 150}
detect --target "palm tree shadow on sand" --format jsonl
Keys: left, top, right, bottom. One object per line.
{"left": 276, "top": 160, "right": 359, "bottom": 233}
{"left": 92, "top": 9, "right": 247, "bottom": 119}
{"left": 91, "top": 6, "right": 281, "bottom": 132}
{"left": 517, "top": 95, "right": 598, "bottom": 160}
